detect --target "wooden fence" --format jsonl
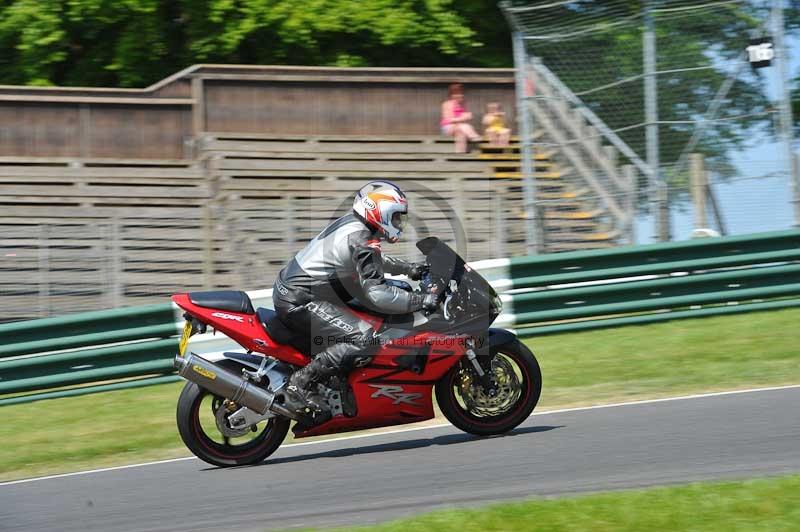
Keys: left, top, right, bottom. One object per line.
{"left": 0, "top": 65, "right": 515, "bottom": 159}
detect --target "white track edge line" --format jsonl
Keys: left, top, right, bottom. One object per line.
{"left": 2, "top": 383, "right": 799, "bottom": 487}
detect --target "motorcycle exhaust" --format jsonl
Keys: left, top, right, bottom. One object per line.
{"left": 174, "top": 353, "right": 298, "bottom": 420}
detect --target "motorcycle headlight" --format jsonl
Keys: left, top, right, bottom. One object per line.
{"left": 492, "top": 295, "right": 503, "bottom": 313}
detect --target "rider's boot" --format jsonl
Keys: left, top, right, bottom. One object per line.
{"left": 284, "top": 357, "right": 334, "bottom": 415}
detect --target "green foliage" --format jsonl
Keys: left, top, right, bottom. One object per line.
{"left": 0, "top": 0, "right": 508, "bottom": 87}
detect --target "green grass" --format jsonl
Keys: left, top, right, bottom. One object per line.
{"left": 529, "top": 306, "right": 800, "bottom": 407}
{"left": 328, "top": 474, "right": 800, "bottom": 532}
{"left": 1, "top": 308, "right": 799, "bottom": 481}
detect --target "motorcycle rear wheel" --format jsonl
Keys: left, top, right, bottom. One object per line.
{"left": 176, "top": 361, "right": 290, "bottom": 467}
{"left": 435, "top": 338, "right": 542, "bottom": 436}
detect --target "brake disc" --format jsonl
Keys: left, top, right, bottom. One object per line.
{"left": 215, "top": 399, "right": 251, "bottom": 438}
{"left": 461, "top": 356, "right": 521, "bottom": 415}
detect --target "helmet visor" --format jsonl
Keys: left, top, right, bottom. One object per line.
{"left": 391, "top": 212, "right": 408, "bottom": 231}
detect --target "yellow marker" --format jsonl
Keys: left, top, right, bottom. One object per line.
{"left": 192, "top": 365, "right": 216, "bottom": 380}
{"left": 178, "top": 321, "right": 193, "bottom": 357}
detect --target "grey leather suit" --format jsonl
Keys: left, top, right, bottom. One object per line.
{"left": 272, "top": 214, "right": 424, "bottom": 371}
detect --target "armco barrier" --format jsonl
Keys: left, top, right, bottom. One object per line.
{"left": 490, "top": 229, "right": 800, "bottom": 334}
{"left": 0, "top": 304, "right": 181, "bottom": 406}
{"left": 2, "top": 229, "right": 799, "bottom": 406}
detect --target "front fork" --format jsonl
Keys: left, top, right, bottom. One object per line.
{"left": 464, "top": 337, "right": 498, "bottom": 396}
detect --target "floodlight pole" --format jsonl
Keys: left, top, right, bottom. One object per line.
{"left": 773, "top": 0, "right": 800, "bottom": 226}
{"left": 644, "top": 0, "right": 669, "bottom": 241}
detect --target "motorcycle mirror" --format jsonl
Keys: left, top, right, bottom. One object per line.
{"left": 416, "top": 236, "right": 440, "bottom": 255}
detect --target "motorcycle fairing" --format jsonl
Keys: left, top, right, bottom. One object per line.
{"left": 292, "top": 330, "right": 466, "bottom": 438}
{"left": 172, "top": 293, "right": 311, "bottom": 366}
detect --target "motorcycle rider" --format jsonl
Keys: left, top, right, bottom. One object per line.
{"left": 272, "top": 181, "right": 439, "bottom": 414}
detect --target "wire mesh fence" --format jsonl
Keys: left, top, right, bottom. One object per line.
{"left": 502, "top": 0, "right": 799, "bottom": 246}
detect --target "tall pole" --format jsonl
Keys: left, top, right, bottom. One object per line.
{"left": 512, "top": 31, "right": 541, "bottom": 254}
{"left": 773, "top": 0, "right": 800, "bottom": 226}
{"left": 644, "top": 0, "right": 669, "bottom": 241}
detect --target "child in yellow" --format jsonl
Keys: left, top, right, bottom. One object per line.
{"left": 482, "top": 102, "right": 511, "bottom": 147}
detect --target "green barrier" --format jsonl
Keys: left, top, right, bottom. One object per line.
{"left": 0, "top": 338, "right": 178, "bottom": 383}
{"left": 512, "top": 283, "right": 800, "bottom": 324}
{"left": 0, "top": 323, "right": 178, "bottom": 359}
{"left": 510, "top": 248, "right": 800, "bottom": 289}
{"left": 508, "top": 229, "right": 800, "bottom": 286}
{"left": 0, "top": 302, "right": 180, "bottom": 400}
{"left": 515, "top": 298, "right": 800, "bottom": 337}
{"left": 0, "top": 357, "right": 176, "bottom": 395}
{"left": 510, "top": 263, "right": 800, "bottom": 314}
{"left": 0, "top": 375, "right": 182, "bottom": 407}
{"left": 0, "top": 303, "right": 176, "bottom": 358}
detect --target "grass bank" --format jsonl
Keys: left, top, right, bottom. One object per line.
{"left": 331, "top": 474, "right": 800, "bottom": 532}
{"left": 2, "top": 308, "right": 798, "bottom": 481}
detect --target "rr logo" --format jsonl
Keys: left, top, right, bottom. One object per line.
{"left": 368, "top": 384, "right": 423, "bottom": 406}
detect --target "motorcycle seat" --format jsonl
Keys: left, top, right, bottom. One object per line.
{"left": 189, "top": 290, "right": 255, "bottom": 314}
{"left": 256, "top": 308, "right": 298, "bottom": 346}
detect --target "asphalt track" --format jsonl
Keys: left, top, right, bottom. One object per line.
{"left": 3, "top": 386, "right": 800, "bottom": 532}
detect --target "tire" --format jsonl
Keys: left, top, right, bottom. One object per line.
{"left": 176, "top": 361, "right": 290, "bottom": 468}
{"left": 436, "top": 338, "right": 542, "bottom": 436}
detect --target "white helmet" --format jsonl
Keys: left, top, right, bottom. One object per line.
{"left": 353, "top": 181, "right": 408, "bottom": 243}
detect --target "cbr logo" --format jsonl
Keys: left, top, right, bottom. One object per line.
{"left": 211, "top": 312, "right": 244, "bottom": 322}
{"left": 368, "top": 384, "right": 423, "bottom": 406}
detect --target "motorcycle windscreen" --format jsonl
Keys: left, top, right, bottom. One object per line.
{"left": 416, "top": 237, "right": 501, "bottom": 323}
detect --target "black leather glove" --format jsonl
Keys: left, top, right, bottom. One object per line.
{"left": 407, "top": 262, "right": 428, "bottom": 281}
{"left": 421, "top": 293, "right": 440, "bottom": 314}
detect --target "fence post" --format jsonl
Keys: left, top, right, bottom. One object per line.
{"left": 512, "top": 32, "right": 541, "bottom": 254}
{"left": 623, "top": 165, "right": 637, "bottom": 245}
{"left": 202, "top": 204, "right": 214, "bottom": 290}
{"left": 773, "top": 0, "right": 800, "bottom": 226}
{"left": 110, "top": 217, "right": 122, "bottom": 307}
{"left": 705, "top": 170, "right": 728, "bottom": 236}
{"left": 38, "top": 224, "right": 50, "bottom": 317}
{"left": 644, "top": 0, "right": 669, "bottom": 242}
{"left": 494, "top": 189, "right": 505, "bottom": 258}
{"left": 690, "top": 153, "right": 707, "bottom": 230}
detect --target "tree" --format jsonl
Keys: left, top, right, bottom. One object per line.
{"left": 0, "top": 0, "right": 507, "bottom": 88}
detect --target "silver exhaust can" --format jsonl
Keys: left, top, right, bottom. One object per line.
{"left": 174, "top": 352, "right": 296, "bottom": 419}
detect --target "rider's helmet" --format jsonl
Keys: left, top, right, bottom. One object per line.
{"left": 352, "top": 181, "right": 408, "bottom": 243}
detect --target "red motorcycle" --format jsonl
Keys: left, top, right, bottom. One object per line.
{"left": 172, "top": 237, "right": 541, "bottom": 467}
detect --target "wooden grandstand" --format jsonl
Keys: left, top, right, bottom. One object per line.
{"left": 1, "top": 134, "right": 629, "bottom": 320}
{"left": 0, "top": 65, "right": 639, "bottom": 320}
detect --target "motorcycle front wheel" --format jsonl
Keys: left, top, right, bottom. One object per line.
{"left": 435, "top": 338, "right": 542, "bottom": 436}
{"left": 176, "top": 362, "right": 290, "bottom": 467}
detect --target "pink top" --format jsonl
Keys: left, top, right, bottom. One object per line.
{"left": 440, "top": 100, "right": 465, "bottom": 126}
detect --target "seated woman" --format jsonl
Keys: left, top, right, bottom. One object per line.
{"left": 482, "top": 102, "right": 511, "bottom": 147}
{"left": 440, "top": 83, "right": 481, "bottom": 153}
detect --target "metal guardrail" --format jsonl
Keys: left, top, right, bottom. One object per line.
{"left": 2, "top": 230, "right": 799, "bottom": 406}
{"left": 494, "top": 229, "right": 800, "bottom": 335}
{"left": 0, "top": 304, "right": 180, "bottom": 405}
